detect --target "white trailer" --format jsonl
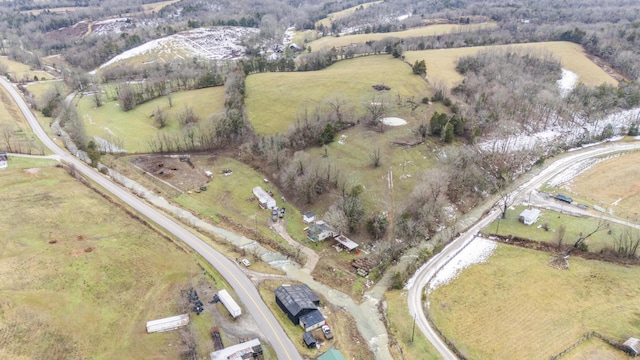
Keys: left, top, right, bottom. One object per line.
{"left": 218, "top": 289, "right": 241, "bottom": 318}
{"left": 146, "top": 313, "right": 189, "bottom": 333}
{"left": 253, "top": 186, "right": 276, "bottom": 209}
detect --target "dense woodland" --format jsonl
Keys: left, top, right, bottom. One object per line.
{"left": 2, "top": 0, "right": 640, "bottom": 274}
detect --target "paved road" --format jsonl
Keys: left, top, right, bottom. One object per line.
{"left": 0, "top": 77, "right": 302, "bottom": 360}
{"left": 407, "top": 141, "right": 640, "bottom": 360}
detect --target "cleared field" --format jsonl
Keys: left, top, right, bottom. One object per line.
{"left": 484, "top": 205, "right": 632, "bottom": 252}
{"left": 568, "top": 151, "right": 640, "bottom": 221}
{"left": 0, "top": 56, "right": 55, "bottom": 82}
{"left": 77, "top": 86, "right": 225, "bottom": 152}
{"left": 0, "top": 157, "right": 208, "bottom": 359}
{"left": 429, "top": 244, "right": 640, "bottom": 359}
{"left": 25, "top": 80, "right": 64, "bottom": 108}
{"left": 307, "top": 23, "right": 497, "bottom": 52}
{"left": 245, "top": 55, "right": 430, "bottom": 135}
{"left": 385, "top": 290, "right": 440, "bottom": 360}
{"left": 0, "top": 84, "right": 47, "bottom": 154}
{"left": 404, "top": 41, "right": 617, "bottom": 88}
{"left": 563, "top": 337, "right": 631, "bottom": 360}
{"left": 315, "top": 1, "right": 383, "bottom": 29}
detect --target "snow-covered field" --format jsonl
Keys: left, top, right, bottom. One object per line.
{"left": 557, "top": 68, "right": 578, "bottom": 98}
{"left": 428, "top": 237, "right": 497, "bottom": 292}
{"left": 381, "top": 117, "right": 407, "bottom": 126}
{"left": 93, "top": 26, "right": 259, "bottom": 72}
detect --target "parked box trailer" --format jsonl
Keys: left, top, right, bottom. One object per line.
{"left": 218, "top": 289, "right": 241, "bottom": 318}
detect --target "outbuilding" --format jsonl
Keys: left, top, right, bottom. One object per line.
{"left": 303, "top": 332, "right": 317, "bottom": 348}
{"left": 318, "top": 349, "right": 346, "bottom": 360}
{"left": 303, "top": 211, "right": 316, "bottom": 224}
{"left": 0, "top": 152, "right": 7, "bottom": 170}
{"left": 334, "top": 235, "right": 359, "bottom": 252}
{"left": 275, "top": 284, "right": 325, "bottom": 331}
{"left": 519, "top": 208, "right": 541, "bottom": 226}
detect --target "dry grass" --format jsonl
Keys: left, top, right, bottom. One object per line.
{"left": 429, "top": 244, "right": 640, "bottom": 359}
{"left": 384, "top": 290, "right": 440, "bottom": 360}
{"left": 404, "top": 41, "right": 617, "bottom": 88}
{"left": 307, "top": 23, "right": 497, "bottom": 52}
{"left": 563, "top": 337, "right": 632, "bottom": 360}
{"left": 568, "top": 151, "right": 640, "bottom": 221}
{"left": 0, "top": 157, "right": 207, "bottom": 359}
{"left": 0, "top": 84, "right": 47, "bottom": 154}
{"left": 0, "top": 56, "right": 55, "bottom": 82}
{"left": 315, "top": 1, "right": 383, "bottom": 29}
{"left": 245, "top": 54, "right": 430, "bottom": 135}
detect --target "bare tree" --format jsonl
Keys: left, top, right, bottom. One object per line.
{"left": 573, "top": 220, "right": 607, "bottom": 251}
{"left": 154, "top": 107, "right": 168, "bottom": 128}
{"left": 370, "top": 147, "right": 381, "bottom": 167}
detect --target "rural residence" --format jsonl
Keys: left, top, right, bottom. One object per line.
{"left": 519, "top": 208, "right": 541, "bottom": 226}
{"left": 0, "top": 152, "right": 7, "bottom": 170}
{"left": 334, "top": 234, "right": 359, "bottom": 252}
{"left": 303, "top": 211, "right": 316, "bottom": 224}
{"left": 275, "top": 284, "right": 326, "bottom": 331}
{"left": 623, "top": 337, "right": 640, "bottom": 356}
{"left": 307, "top": 221, "right": 337, "bottom": 242}
{"left": 146, "top": 314, "right": 189, "bottom": 333}
{"left": 253, "top": 186, "right": 276, "bottom": 209}
{"left": 210, "top": 338, "right": 262, "bottom": 360}
{"left": 318, "top": 349, "right": 346, "bottom": 360}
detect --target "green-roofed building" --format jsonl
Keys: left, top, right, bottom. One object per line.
{"left": 318, "top": 349, "right": 345, "bottom": 360}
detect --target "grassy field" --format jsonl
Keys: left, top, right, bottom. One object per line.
{"left": 306, "top": 23, "right": 497, "bottom": 52}
{"left": 0, "top": 84, "right": 47, "bottom": 154}
{"left": 258, "top": 279, "right": 374, "bottom": 360}
{"left": 568, "top": 151, "right": 640, "bottom": 221}
{"left": 0, "top": 157, "right": 218, "bottom": 359}
{"left": 0, "top": 56, "right": 55, "bottom": 82}
{"left": 385, "top": 290, "right": 441, "bottom": 360}
{"left": 484, "top": 205, "right": 634, "bottom": 252}
{"left": 77, "top": 86, "right": 225, "bottom": 153}
{"left": 245, "top": 54, "right": 431, "bottom": 135}
{"left": 563, "top": 337, "right": 631, "bottom": 360}
{"left": 25, "top": 80, "right": 64, "bottom": 108}
{"left": 315, "top": 1, "right": 383, "bottom": 29}
{"left": 429, "top": 244, "right": 640, "bottom": 359}
{"left": 404, "top": 41, "right": 617, "bottom": 88}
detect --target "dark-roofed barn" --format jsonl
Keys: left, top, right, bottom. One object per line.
{"left": 275, "top": 284, "right": 325, "bottom": 331}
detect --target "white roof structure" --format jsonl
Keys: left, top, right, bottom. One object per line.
{"left": 252, "top": 186, "right": 276, "bottom": 209}
{"left": 334, "top": 235, "right": 359, "bottom": 251}
{"left": 218, "top": 289, "right": 241, "bottom": 318}
{"left": 210, "top": 338, "right": 261, "bottom": 360}
{"left": 623, "top": 337, "right": 640, "bottom": 355}
{"left": 146, "top": 314, "right": 189, "bottom": 333}
{"left": 519, "top": 208, "right": 541, "bottom": 225}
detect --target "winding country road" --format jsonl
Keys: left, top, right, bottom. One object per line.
{"left": 0, "top": 77, "right": 302, "bottom": 360}
{"left": 407, "top": 141, "right": 640, "bottom": 360}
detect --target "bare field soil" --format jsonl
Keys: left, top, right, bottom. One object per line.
{"left": 259, "top": 279, "right": 374, "bottom": 360}
{"left": 568, "top": 151, "right": 640, "bottom": 221}
{"left": 132, "top": 154, "right": 210, "bottom": 192}
{"left": 405, "top": 41, "right": 618, "bottom": 88}
{"left": 429, "top": 244, "right": 640, "bottom": 360}
{"left": 0, "top": 157, "right": 227, "bottom": 359}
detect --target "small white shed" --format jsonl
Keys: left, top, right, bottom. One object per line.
{"left": 303, "top": 212, "right": 316, "bottom": 224}
{"left": 519, "top": 208, "right": 541, "bottom": 226}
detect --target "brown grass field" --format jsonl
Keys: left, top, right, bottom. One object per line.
{"left": 306, "top": 23, "right": 497, "bottom": 52}
{"left": 0, "top": 84, "right": 47, "bottom": 154}
{"left": 404, "top": 41, "right": 617, "bottom": 88}
{"left": 568, "top": 151, "right": 640, "bottom": 221}
{"left": 0, "top": 157, "right": 219, "bottom": 359}
{"left": 429, "top": 244, "right": 640, "bottom": 359}
{"left": 0, "top": 56, "right": 55, "bottom": 82}
{"left": 563, "top": 337, "right": 631, "bottom": 360}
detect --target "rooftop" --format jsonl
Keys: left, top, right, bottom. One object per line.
{"left": 334, "top": 234, "right": 359, "bottom": 251}
{"left": 275, "top": 284, "right": 320, "bottom": 317}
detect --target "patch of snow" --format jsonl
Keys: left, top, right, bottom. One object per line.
{"left": 397, "top": 14, "right": 411, "bottom": 21}
{"left": 93, "top": 136, "right": 126, "bottom": 153}
{"left": 546, "top": 153, "right": 619, "bottom": 187}
{"left": 381, "top": 117, "right": 407, "bottom": 126}
{"left": 428, "top": 237, "right": 497, "bottom": 292}
{"left": 557, "top": 68, "right": 578, "bottom": 97}
{"left": 338, "top": 134, "right": 348, "bottom": 145}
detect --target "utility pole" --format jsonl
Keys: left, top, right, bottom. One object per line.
{"left": 411, "top": 314, "right": 416, "bottom": 343}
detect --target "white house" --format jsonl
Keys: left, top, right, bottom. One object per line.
{"left": 302, "top": 211, "right": 316, "bottom": 224}
{"left": 252, "top": 186, "right": 276, "bottom": 209}
{"left": 307, "top": 221, "right": 337, "bottom": 242}
{"left": 0, "top": 152, "right": 7, "bottom": 170}
{"left": 519, "top": 208, "right": 541, "bottom": 226}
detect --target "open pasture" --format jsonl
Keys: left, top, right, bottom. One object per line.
{"left": 0, "top": 85, "right": 46, "bottom": 154}
{"left": 484, "top": 205, "right": 633, "bottom": 253}
{"left": 0, "top": 56, "right": 55, "bottom": 82}
{"left": 429, "top": 244, "right": 640, "bottom": 359}
{"left": 245, "top": 55, "right": 430, "bottom": 135}
{"left": 404, "top": 41, "right": 617, "bottom": 88}
{"left": 77, "top": 86, "right": 225, "bottom": 153}
{"left": 315, "top": 1, "right": 383, "bottom": 29}
{"left": 306, "top": 23, "right": 497, "bottom": 52}
{"left": 0, "top": 157, "right": 203, "bottom": 359}
{"left": 568, "top": 151, "right": 640, "bottom": 221}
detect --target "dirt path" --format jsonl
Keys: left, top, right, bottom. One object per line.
{"left": 272, "top": 221, "right": 319, "bottom": 272}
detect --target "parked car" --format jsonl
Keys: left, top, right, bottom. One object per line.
{"left": 241, "top": 259, "right": 251, "bottom": 267}
{"left": 321, "top": 325, "right": 333, "bottom": 340}
{"left": 272, "top": 207, "right": 279, "bottom": 216}
{"left": 279, "top": 207, "right": 286, "bottom": 218}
